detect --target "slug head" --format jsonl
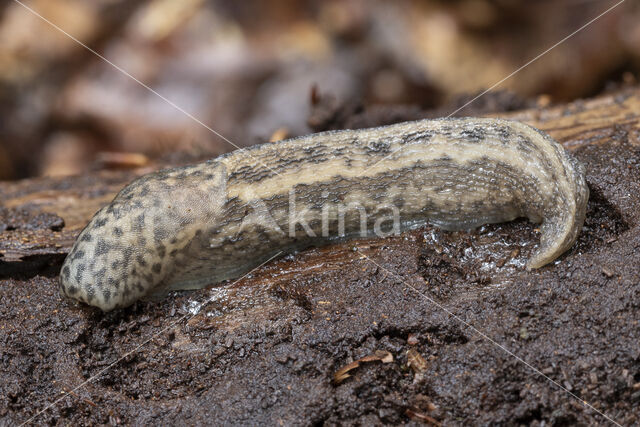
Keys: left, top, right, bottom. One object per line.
{"left": 60, "top": 161, "right": 227, "bottom": 311}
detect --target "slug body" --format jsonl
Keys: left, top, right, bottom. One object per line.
{"left": 60, "top": 118, "right": 588, "bottom": 311}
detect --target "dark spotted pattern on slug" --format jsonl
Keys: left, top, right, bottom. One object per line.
{"left": 60, "top": 118, "right": 588, "bottom": 311}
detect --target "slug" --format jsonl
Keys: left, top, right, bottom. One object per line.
{"left": 59, "top": 117, "right": 588, "bottom": 311}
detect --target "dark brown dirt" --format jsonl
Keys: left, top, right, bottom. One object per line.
{"left": 2, "top": 93, "right": 640, "bottom": 425}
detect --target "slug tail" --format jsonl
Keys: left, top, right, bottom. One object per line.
{"left": 526, "top": 199, "right": 588, "bottom": 270}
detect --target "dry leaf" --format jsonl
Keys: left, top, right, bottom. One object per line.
{"left": 407, "top": 348, "right": 428, "bottom": 374}
{"left": 332, "top": 350, "right": 394, "bottom": 385}
{"left": 406, "top": 408, "right": 441, "bottom": 426}
{"left": 269, "top": 127, "right": 290, "bottom": 142}
{"left": 95, "top": 152, "right": 149, "bottom": 169}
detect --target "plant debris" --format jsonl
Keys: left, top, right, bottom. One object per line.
{"left": 333, "top": 350, "right": 394, "bottom": 385}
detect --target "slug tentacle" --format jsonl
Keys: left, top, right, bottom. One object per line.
{"left": 60, "top": 117, "right": 588, "bottom": 311}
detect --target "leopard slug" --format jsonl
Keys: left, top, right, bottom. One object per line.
{"left": 60, "top": 117, "right": 589, "bottom": 311}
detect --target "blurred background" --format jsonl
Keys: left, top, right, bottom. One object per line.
{"left": 0, "top": 0, "right": 639, "bottom": 180}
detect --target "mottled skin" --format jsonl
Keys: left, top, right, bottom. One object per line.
{"left": 60, "top": 118, "right": 588, "bottom": 311}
